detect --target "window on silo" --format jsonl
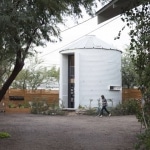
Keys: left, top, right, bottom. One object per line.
{"left": 68, "top": 55, "right": 74, "bottom": 78}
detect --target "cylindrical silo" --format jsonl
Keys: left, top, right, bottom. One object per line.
{"left": 59, "top": 35, "right": 122, "bottom": 109}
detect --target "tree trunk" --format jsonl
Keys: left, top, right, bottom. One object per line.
{"left": 0, "top": 59, "right": 24, "bottom": 101}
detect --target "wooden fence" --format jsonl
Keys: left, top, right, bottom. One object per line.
{"left": 1, "top": 88, "right": 142, "bottom": 107}
{"left": 2, "top": 89, "right": 59, "bottom": 106}
{"left": 122, "top": 88, "right": 142, "bottom": 101}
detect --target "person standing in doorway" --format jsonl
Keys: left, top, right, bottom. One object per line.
{"left": 100, "top": 95, "right": 111, "bottom": 117}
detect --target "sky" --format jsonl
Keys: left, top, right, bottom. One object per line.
{"left": 34, "top": 5, "right": 131, "bottom": 68}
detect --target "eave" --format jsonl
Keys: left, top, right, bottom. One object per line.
{"left": 96, "top": 0, "right": 141, "bottom": 24}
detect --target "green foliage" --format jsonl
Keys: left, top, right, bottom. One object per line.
{"left": 11, "top": 55, "right": 59, "bottom": 89}
{"left": 76, "top": 106, "right": 97, "bottom": 115}
{"left": 84, "top": 108, "right": 97, "bottom": 115}
{"left": 78, "top": 105, "right": 85, "bottom": 109}
{"left": 0, "top": 0, "right": 97, "bottom": 57}
{"left": 120, "top": 3, "right": 150, "bottom": 148}
{"left": 0, "top": 60, "right": 12, "bottom": 87}
{"left": 8, "top": 103, "right": 17, "bottom": 108}
{"left": 120, "top": 0, "right": 150, "bottom": 91}
{"left": 134, "top": 99, "right": 150, "bottom": 150}
{"left": 30, "top": 99, "right": 65, "bottom": 115}
{"left": 123, "top": 99, "right": 140, "bottom": 114}
{"left": 109, "top": 98, "right": 149, "bottom": 149}
{"left": 0, "top": 0, "right": 98, "bottom": 100}
{"left": 111, "top": 99, "right": 140, "bottom": 116}
{"left": 30, "top": 99, "right": 48, "bottom": 114}
{"left": 77, "top": 99, "right": 140, "bottom": 116}
{"left": 8, "top": 101, "right": 30, "bottom": 108}
{"left": 136, "top": 100, "right": 150, "bottom": 128}
{"left": 135, "top": 129, "right": 150, "bottom": 150}
{"left": 122, "top": 48, "right": 138, "bottom": 88}
{"left": 0, "top": 132, "right": 11, "bottom": 139}
{"left": 18, "top": 102, "right": 30, "bottom": 108}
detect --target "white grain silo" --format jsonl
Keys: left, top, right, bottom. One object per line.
{"left": 59, "top": 35, "right": 122, "bottom": 109}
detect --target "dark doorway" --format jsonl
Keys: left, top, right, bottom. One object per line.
{"left": 68, "top": 55, "right": 74, "bottom": 108}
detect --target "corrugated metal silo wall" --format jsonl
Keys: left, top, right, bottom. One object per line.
{"left": 76, "top": 49, "right": 122, "bottom": 108}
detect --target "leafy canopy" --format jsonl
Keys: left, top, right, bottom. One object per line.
{"left": 120, "top": 0, "right": 150, "bottom": 93}
{"left": 0, "top": 0, "right": 98, "bottom": 101}
{"left": 122, "top": 47, "right": 138, "bottom": 88}
{"left": 0, "top": 0, "right": 97, "bottom": 61}
{"left": 121, "top": 2, "right": 150, "bottom": 149}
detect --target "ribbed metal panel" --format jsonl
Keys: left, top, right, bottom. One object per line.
{"left": 60, "top": 35, "right": 117, "bottom": 51}
{"left": 77, "top": 49, "right": 121, "bottom": 108}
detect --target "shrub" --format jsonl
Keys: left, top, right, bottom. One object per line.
{"left": 0, "top": 132, "right": 11, "bottom": 138}
{"left": 111, "top": 99, "right": 140, "bottom": 116}
{"left": 84, "top": 108, "right": 97, "bottom": 115}
{"left": 31, "top": 100, "right": 48, "bottom": 114}
{"left": 135, "top": 128, "right": 150, "bottom": 150}
{"left": 135, "top": 100, "right": 150, "bottom": 150}
{"left": 8, "top": 103, "right": 17, "bottom": 108}
{"left": 30, "top": 99, "right": 65, "bottom": 115}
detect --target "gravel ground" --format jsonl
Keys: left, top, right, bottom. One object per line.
{"left": 0, "top": 113, "right": 141, "bottom": 150}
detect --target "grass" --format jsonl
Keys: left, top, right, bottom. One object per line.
{"left": 0, "top": 132, "right": 11, "bottom": 138}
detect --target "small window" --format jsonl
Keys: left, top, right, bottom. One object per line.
{"left": 109, "top": 86, "right": 121, "bottom": 91}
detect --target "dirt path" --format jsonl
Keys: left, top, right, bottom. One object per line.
{"left": 0, "top": 114, "right": 140, "bottom": 150}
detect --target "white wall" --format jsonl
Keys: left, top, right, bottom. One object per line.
{"left": 76, "top": 49, "right": 122, "bottom": 108}
{"left": 60, "top": 48, "right": 122, "bottom": 109}
{"left": 59, "top": 54, "right": 68, "bottom": 108}
{"left": 74, "top": 52, "right": 80, "bottom": 109}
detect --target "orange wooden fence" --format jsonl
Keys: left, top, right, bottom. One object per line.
{"left": 2, "top": 89, "right": 59, "bottom": 106}
{"left": 1, "top": 88, "right": 142, "bottom": 107}
{"left": 122, "top": 88, "right": 142, "bottom": 101}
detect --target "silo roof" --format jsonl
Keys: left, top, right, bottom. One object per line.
{"left": 60, "top": 35, "right": 118, "bottom": 52}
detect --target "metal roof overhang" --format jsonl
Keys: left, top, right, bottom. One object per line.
{"left": 96, "top": 0, "right": 141, "bottom": 24}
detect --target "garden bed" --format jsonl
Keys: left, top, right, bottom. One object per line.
{"left": 5, "top": 107, "right": 31, "bottom": 114}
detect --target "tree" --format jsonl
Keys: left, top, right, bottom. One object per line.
{"left": 122, "top": 47, "right": 138, "bottom": 88}
{"left": 120, "top": 0, "right": 150, "bottom": 93}
{"left": 0, "top": 60, "right": 12, "bottom": 87}
{"left": 0, "top": 0, "right": 98, "bottom": 101}
{"left": 26, "top": 68, "right": 47, "bottom": 90}
{"left": 46, "top": 66, "right": 60, "bottom": 83}
{"left": 11, "top": 69, "right": 30, "bottom": 89}
{"left": 11, "top": 68, "right": 47, "bottom": 90}
{"left": 43, "top": 66, "right": 60, "bottom": 89}
{"left": 11, "top": 56, "right": 60, "bottom": 90}
{"left": 121, "top": 1, "right": 150, "bottom": 149}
